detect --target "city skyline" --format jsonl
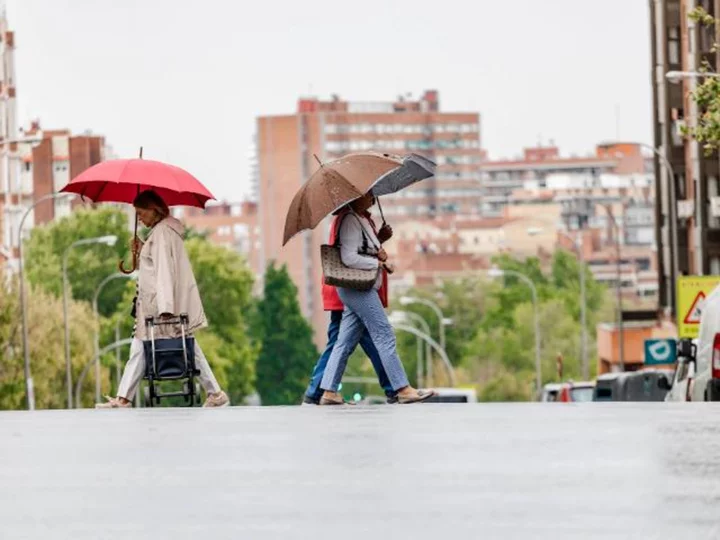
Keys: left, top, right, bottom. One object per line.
{"left": 6, "top": 0, "right": 651, "bottom": 202}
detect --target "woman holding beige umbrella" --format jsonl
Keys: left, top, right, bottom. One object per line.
{"left": 284, "top": 152, "right": 437, "bottom": 405}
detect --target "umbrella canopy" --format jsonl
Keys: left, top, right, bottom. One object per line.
{"left": 60, "top": 158, "right": 215, "bottom": 208}
{"left": 60, "top": 154, "right": 215, "bottom": 274}
{"left": 283, "top": 152, "right": 435, "bottom": 245}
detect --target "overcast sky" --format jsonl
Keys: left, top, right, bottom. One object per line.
{"left": 6, "top": 0, "right": 652, "bottom": 202}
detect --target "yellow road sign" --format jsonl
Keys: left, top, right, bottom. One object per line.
{"left": 677, "top": 276, "right": 720, "bottom": 338}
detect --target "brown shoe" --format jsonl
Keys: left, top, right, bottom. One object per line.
{"left": 397, "top": 389, "right": 435, "bottom": 404}
{"left": 203, "top": 391, "right": 230, "bottom": 408}
{"left": 319, "top": 392, "right": 348, "bottom": 406}
{"left": 95, "top": 396, "right": 132, "bottom": 409}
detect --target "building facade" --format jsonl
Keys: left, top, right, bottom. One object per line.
{"left": 650, "top": 0, "right": 720, "bottom": 316}
{"left": 256, "top": 90, "right": 483, "bottom": 343}
{"left": 176, "top": 201, "right": 260, "bottom": 275}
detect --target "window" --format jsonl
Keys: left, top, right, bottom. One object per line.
{"left": 668, "top": 27, "right": 680, "bottom": 65}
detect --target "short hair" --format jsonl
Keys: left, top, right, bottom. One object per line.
{"left": 133, "top": 190, "right": 169, "bottom": 219}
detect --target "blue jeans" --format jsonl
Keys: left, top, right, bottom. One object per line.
{"left": 305, "top": 310, "right": 395, "bottom": 400}
{"left": 321, "top": 289, "right": 409, "bottom": 393}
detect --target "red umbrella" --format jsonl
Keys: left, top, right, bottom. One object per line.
{"left": 60, "top": 148, "right": 215, "bottom": 273}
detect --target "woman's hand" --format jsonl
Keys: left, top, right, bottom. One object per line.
{"left": 383, "top": 262, "right": 395, "bottom": 274}
{"left": 130, "top": 236, "right": 144, "bottom": 253}
{"left": 377, "top": 224, "right": 393, "bottom": 244}
{"left": 377, "top": 248, "right": 388, "bottom": 262}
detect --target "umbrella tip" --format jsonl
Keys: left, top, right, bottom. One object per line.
{"left": 313, "top": 154, "right": 323, "bottom": 167}
{"left": 139, "top": 146, "right": 143, "bottom": 159}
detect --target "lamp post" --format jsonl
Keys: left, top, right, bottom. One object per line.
{"left": 92, "top": 272, "right": 135, "bottom": 403}
{"left": 665, "top": 70, "right": 720, "bottom": 82}
{"left": 399, "top": 295, "right": 452, "bottom": 351}
{"left": 488, "top": 266, "right": 541, "bottom": 395}
{"left": 17, "top": 192, "right": 75, "bottom": 410}
{"left": 390, "top": 322, "right": 456, "bottom": 387}
{"left": 62, "top": 235, "right": 118, "bottom": 408}
{"left": 604, "top": 205, "right": 625, "bottom": 372}
{"left": 527, "top": 226, "right": 588, "bottom": 380}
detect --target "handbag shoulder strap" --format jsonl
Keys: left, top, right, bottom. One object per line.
{"left": 332, "top": 213, "right": 350, "bottom": 247}
{"left": 348, "top": 211, "right": 379, "bottom": 252}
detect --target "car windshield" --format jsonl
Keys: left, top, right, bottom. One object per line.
{"left": 570, "top": 386, "right": 594, "bottom": 402}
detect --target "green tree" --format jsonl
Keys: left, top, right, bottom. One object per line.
{"left": 385, "top": 249, "right": 610, "bottom": 401}
{"left": 390, "top": 277, "right": 494, "bottom": 387}
{"left": 185, "top": 238, "right": 257, "bottom": 403}
{"left": 683, "top": 7, "right": 720, "bottom": 155}
{"left": 253, "top": 263, "right": 318, "bottom": 405}
{"left": 24, "top": 206, "right": 132, "bottom": 317}
{"left": 0, "top": 271, "right": 102, "bottom": 410}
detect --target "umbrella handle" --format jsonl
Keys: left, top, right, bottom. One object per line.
{"left": 119, "top": 210, "right": 139, "bottom": 274}
{"left": 118, "top": 251, "right": 138, "bottom": 274}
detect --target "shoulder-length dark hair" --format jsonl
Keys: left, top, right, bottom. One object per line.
{"left": 133, "top": 190, "right": 170, "bottom": 219}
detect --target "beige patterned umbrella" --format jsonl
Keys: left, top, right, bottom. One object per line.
{"left": 283, "top": 152, "right": 435, "bottom": 246}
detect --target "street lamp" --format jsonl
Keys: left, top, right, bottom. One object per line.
{"left": 603, "top": 205, "right": 625, "bottom": 372}
{"left": 527, "top": 226, "right": 588, "bottom": 381}
{"left": 18, "top": 192, "right": 76, "bottom": 410}
{"left": 390, "top": 321, "right": 457, "bottom": 387}
{"left": 488, "top": 266, "right": 541, "bottom": 396}
{"left": 62, "top": 234, "right": 118, "bottom": 408}
{"left": 665, "top": 70, "right": 720, "bottom": 83}
{"left": 399, "top": 296, "right": 452, "bottom": 351}
{"left": 92, "top": 272, "right": 135, "bottom": 403}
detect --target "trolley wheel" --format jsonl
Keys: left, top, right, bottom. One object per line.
{"left": 143, "top": 386, "right": 152, "bottom": 408}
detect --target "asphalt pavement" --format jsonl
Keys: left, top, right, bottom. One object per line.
{"left": 2, "top": 404, "right": 720, "bottom": 539}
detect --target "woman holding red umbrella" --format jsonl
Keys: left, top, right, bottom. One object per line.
{"left": 96, "top": 190, "right": 229, "bottom": 408}
{"left": 61, "top": 150, "right": 228, "bottom": 407}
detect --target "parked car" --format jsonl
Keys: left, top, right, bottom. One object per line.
{"left": 424, "top": 388, "right": 478, "bottom": 403}
{"left": 595, "top": 370, "right": 672, "bottom": 401}
{"left": 541, "top": 383, "right": 563, "bottom": 402}
{"left": 662, "top": 282, "right": 720, "bottom": 401}
{"left": 661, "top": 338, "right": 698, "bottom": 402}
{"left": 624, "top": 369, "right": 673, "bottom": 401}
{"left": 557, "top": 381, "right": 595, "bottom": 402}
{"left": 593, "top": 373, "right": 629, "bottom": 401}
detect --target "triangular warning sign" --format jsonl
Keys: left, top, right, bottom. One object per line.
{"left": 684, "top": 291, "right": 706, "bottom": 324}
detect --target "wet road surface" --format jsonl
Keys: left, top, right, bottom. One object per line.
{"left": 1, "top": 404, "right": 720, "bottom": 539}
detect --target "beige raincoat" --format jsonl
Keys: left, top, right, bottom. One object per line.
{"left": 134, "top": 216, "right": 208, "bottom": 340}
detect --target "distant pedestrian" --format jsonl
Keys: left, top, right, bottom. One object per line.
{"left": 303, "top": 201, "right": 396, "bottom": 405}
{"left": 318, "top": 193, "right": 434, "bottom": 405}
{"left": 97, "top": 190, "right": 229, "bottom": 408}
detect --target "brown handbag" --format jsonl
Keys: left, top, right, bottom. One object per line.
{"left": 321, "top": 213, "right": 380, "bottom": 291}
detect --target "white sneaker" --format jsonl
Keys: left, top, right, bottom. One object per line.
{"left": 203, "top": 391, "right": 230, "bottom": 408}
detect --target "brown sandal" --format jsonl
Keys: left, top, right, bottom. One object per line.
{"left": 397, "top": 389, "right": 435, "bottom": 404}
{"left": 319, "top": 393, "right": 354, "bottom": 406}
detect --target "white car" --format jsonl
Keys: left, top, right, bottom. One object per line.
{"left": 664, "top": 283, "right": 720, "bottom": 401}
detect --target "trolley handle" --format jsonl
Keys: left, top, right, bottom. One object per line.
{"left": 144, "top": 313, "right": 190, "bottom": 327}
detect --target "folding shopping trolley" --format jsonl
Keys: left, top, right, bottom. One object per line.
{"left": 142, "top": 314, "right": 200, "bottom": 407}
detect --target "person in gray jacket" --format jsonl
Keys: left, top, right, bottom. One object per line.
{"left": 318, "top": 193, "right": 434, "bottom": 405}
